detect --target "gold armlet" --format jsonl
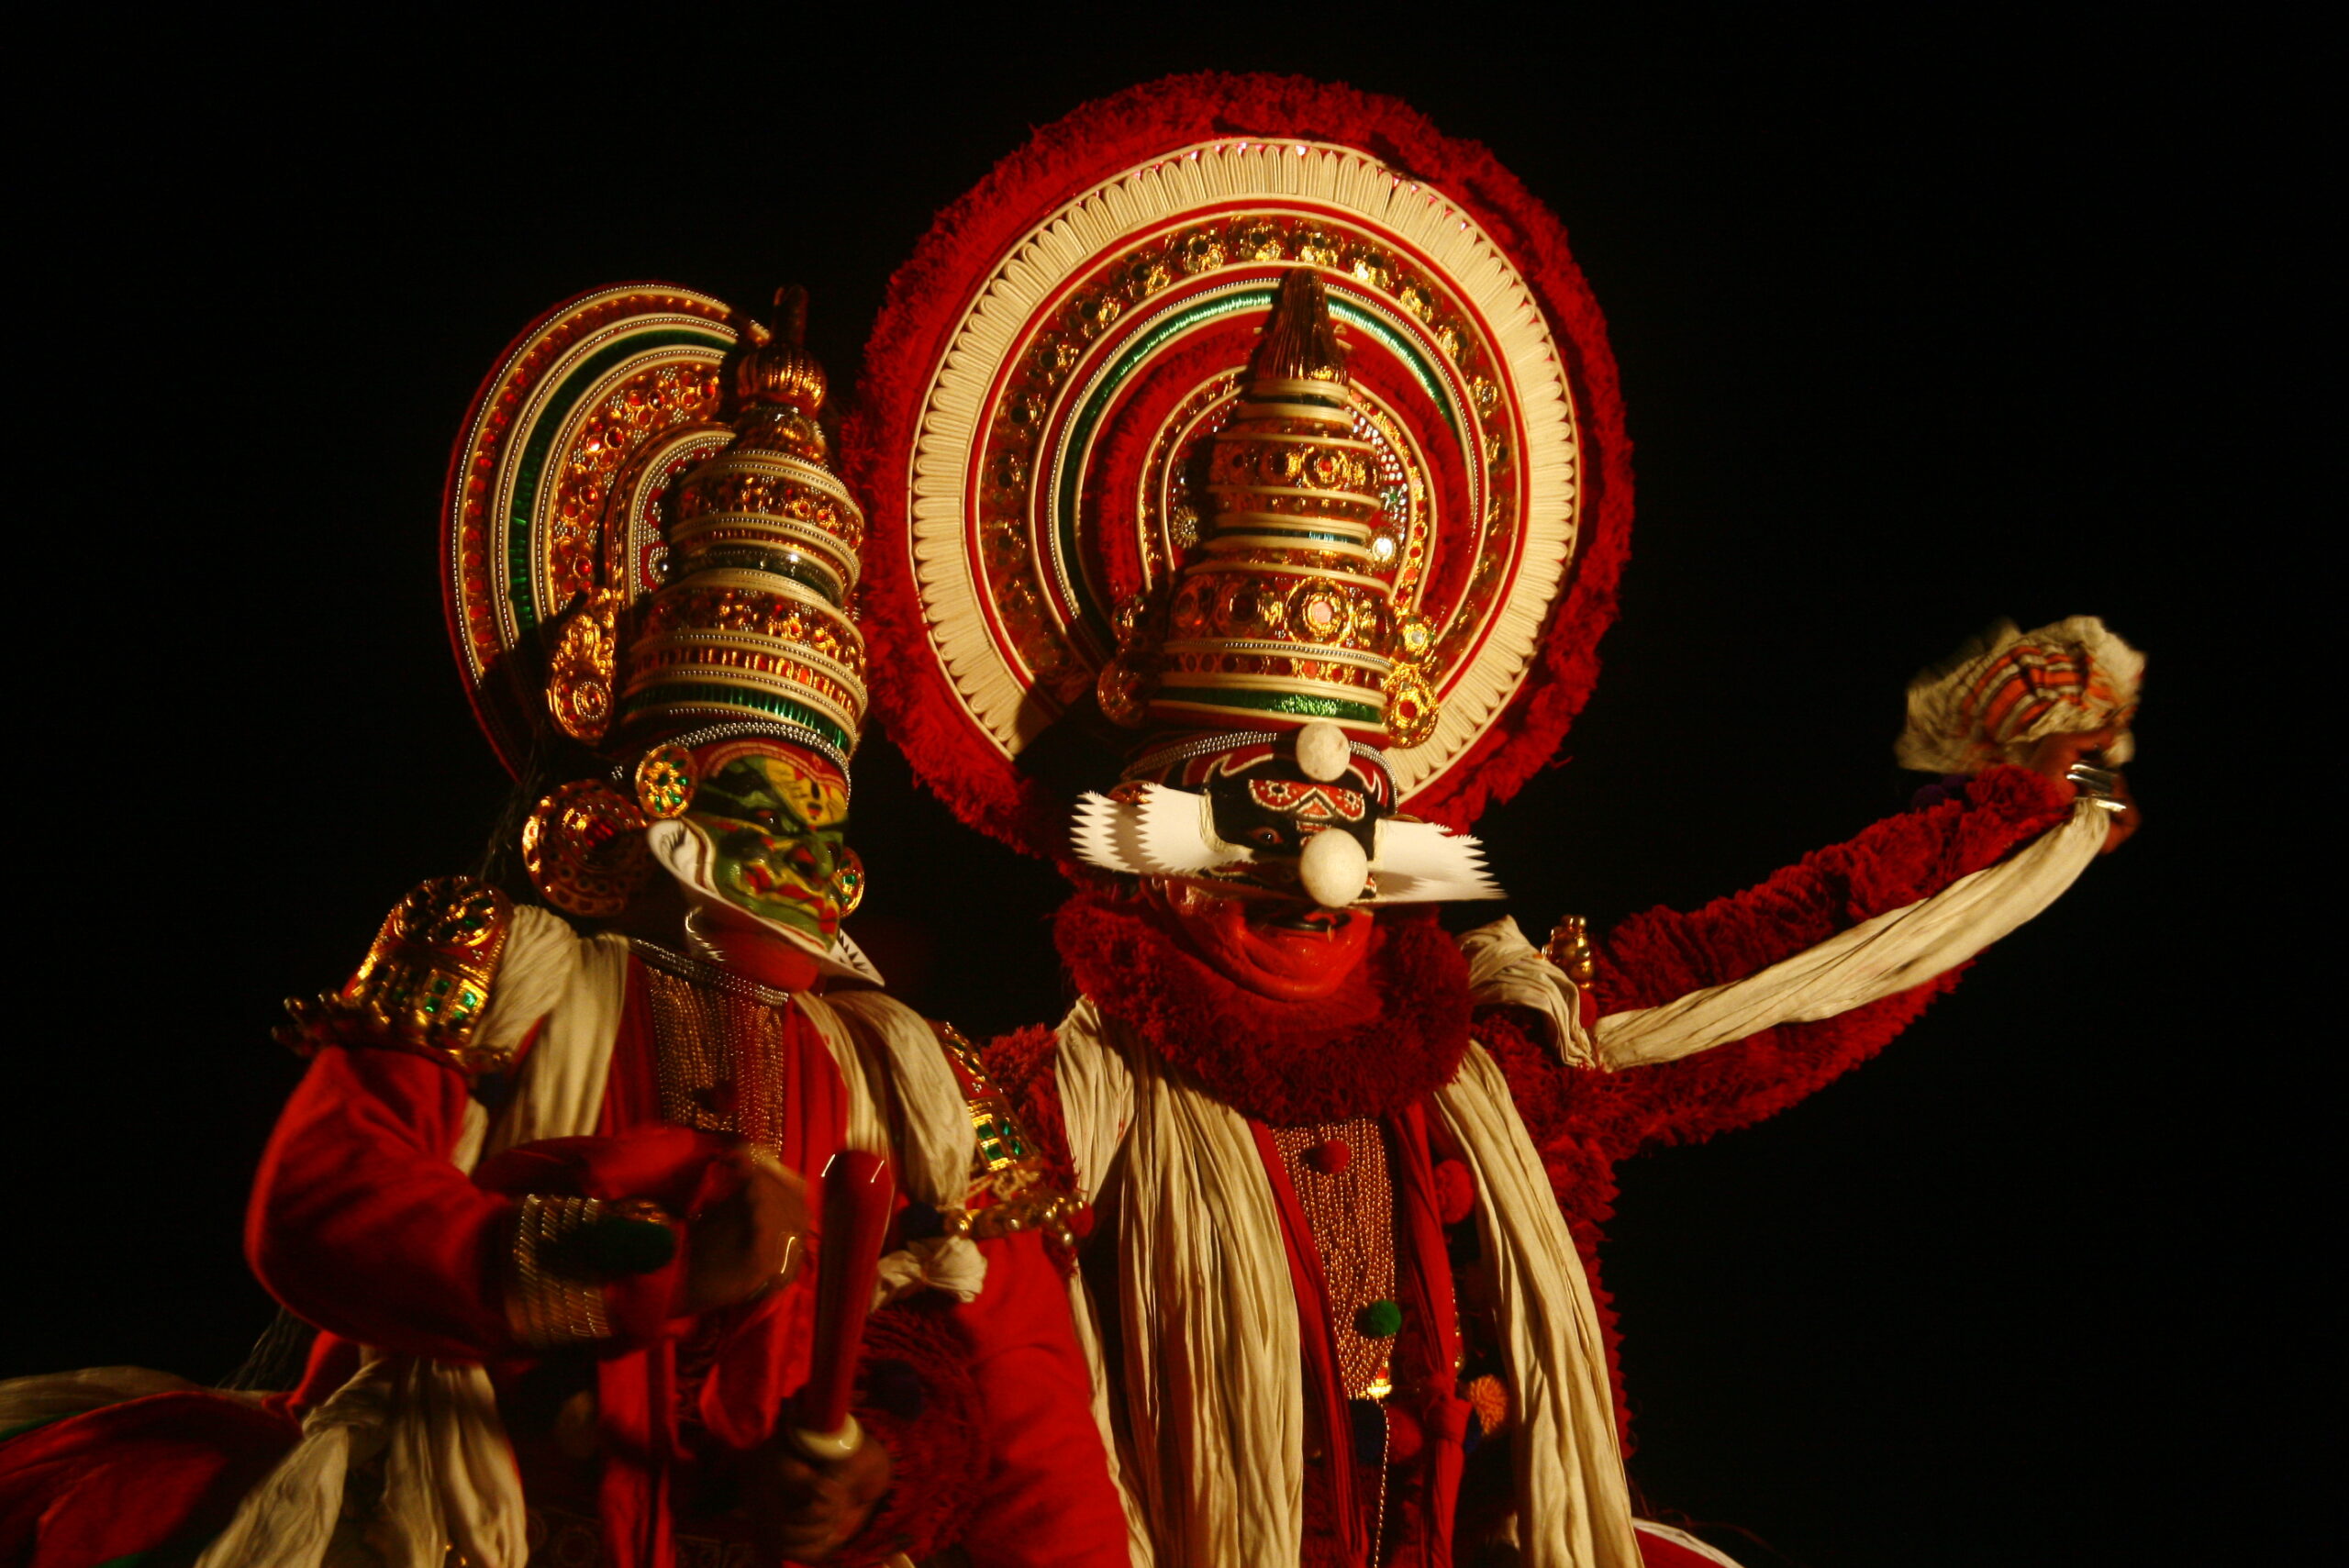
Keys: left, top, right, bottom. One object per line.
{"left": 1543, "top": 914, "right": 1596, "bottom": 988}
{"left": 286, "top": 878, "right": 514, "bottom": 1077}
{"left": 930, "top": 1021, "right": 1039, "bottom": 1176}
{"left": 504, "top": 1195, "right": 618, "bottom": 1349}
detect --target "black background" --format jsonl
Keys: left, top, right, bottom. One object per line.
{"left": 11, "top": 13, "right": 2319, "bottom": 1566}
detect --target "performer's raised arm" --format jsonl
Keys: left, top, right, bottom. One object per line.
{"left": 1476, "top": 618, "right": 2143, "bottom": 1156}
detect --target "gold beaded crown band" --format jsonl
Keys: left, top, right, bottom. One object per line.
{"left": 847, "top": 74, "right": 1633, "bottom": 880}
{"left": 443, "top": 284, "right": 880, "bottom": 965}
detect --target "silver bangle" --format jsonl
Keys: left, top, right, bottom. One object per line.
{"left": 2065, "top": 762, "right": 2120, "bottom": 797}
{"left": 506, "top": 1194, "right": 617, "bottom": 1348}
{"left": 2065, "top": 762, "right": 2128, "bottom": 813}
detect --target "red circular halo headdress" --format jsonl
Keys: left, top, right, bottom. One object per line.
{"left": 847, "top": 73, "right": 1631, "bottom": 862}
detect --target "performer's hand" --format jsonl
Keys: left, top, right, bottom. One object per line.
{"left": 740, "top": 1434, "right": 893, "bottom": 1561}
{"left": 679, "top": 1147, "right": 808, "bottom": 1314}
{"left": 2021, "top": 728, "right": 2141, "bottom": 854}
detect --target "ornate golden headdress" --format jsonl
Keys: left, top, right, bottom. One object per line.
{"left": 443, "top": 284, "right": 874, "bottom": 926}
{"left": 848, "top": 76, "right": 1634, "bottom": 900}
{"left": 609, "top": 289, "right": 869, "bottom": 766}
{"left": 1099, "top": 270, "right": 1439, "bottom": 749}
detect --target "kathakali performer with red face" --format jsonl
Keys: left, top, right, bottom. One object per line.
{"left": 0, "top": 290, "right": 1130, "bottom": 1567}
{"left": 845, "top": 74, "right": 2140, "bottom": 1568}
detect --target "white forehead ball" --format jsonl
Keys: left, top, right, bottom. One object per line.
{"left": 1298, "top": 828, "right": 1371, "bottom": 909}
{"left": 1295, "top": 721, "right": 1352, "bottom": 783}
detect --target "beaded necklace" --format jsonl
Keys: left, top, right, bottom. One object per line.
{"left": 635, "top": 947, "right": 796, "bottom": 1157}
{"left": 1270, "top": 1117, "right": 1399, "bottom": 1402}
{"left": 632, "top": 938, "right": 802, "bottom": 1007}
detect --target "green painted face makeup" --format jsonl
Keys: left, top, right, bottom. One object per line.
{"left": 684, "top": 747, "right": 852, "bottom": 944}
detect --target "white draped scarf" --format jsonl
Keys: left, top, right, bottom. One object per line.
{"left": 1056, "top": 801, "right": 2106, "bottom": 1567}
{"left": 1054, "top": 1003, "right": 1643, "bottom": 1568}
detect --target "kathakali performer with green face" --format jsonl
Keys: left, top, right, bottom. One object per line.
{"left": 0, "top": 284, "right": 1130, "bottom": 1568}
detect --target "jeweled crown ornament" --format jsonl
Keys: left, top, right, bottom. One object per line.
{"left": 1100, "top": 269, "right": 1440, "bottom": 748}
{"left": 617, "top": 286, "right": 870, "bottom": 764}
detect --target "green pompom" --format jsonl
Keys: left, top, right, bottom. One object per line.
{"left": 577, "top": 1218, "right": 678, "bottom": 1278}
{"left": 1355, "top": 1299, "right": 1404, "bottom": 1339}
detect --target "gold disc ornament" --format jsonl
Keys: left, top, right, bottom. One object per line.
{"left": 521, "top": 781, "right": 653, "bottom": 917}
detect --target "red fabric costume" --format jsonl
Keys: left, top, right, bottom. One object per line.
{"left": 986, "top": 765, "right": 2071, "bottom": 1565}
{"left": 2, "top": 946, "right": 1128, "bottom": 1568}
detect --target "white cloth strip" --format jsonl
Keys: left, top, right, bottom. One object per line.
{"left": 478, "top": 915, "right": 631, "bottom": 1158}
{"left": 1458, "top": 917, "right": 1597, "bottom": 1067}
{"left": 1431, "top": 1044, "right": 1642, "bottom": 1568}
{"left": 1592, "top": 798, "right": 2108, "bottom": 1069}
{"left": 813, "top": 988, "right": 987, "bottom": 1304}
{"left": 1117, "top": 1023, "right": 1305, "bottom": 1564}
{"left": 1055, "top": 1000, "right": 1642, "bottom": 1566}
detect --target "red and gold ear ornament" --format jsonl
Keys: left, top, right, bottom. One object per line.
{"left": 632, "top": 743, "right": 697, "bottom": 819}
{"left": 522, "top": 780, "right": 652, "bottom": 918}
{"left": 832, "top": 847, "right": 866, "bottom": 917}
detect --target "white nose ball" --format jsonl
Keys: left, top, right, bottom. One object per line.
{"left": 1295, "top": 720, "right": 1352, "bottom": 783}
{"left": 1298, "top": 828, "right": 1370, "bottom": 909}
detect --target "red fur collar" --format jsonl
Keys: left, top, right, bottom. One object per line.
{"left": 1054, "top": 890, "right": 1472, "bottom": 1126}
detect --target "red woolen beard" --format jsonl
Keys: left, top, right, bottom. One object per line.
{"left": 1054, "top": 886, "right": 1474, "bottom": 1126}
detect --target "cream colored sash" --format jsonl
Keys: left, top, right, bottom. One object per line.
{"left": 1460, "top": 799, "right": 2110, "bottom": 1073}
{"left": 1055, "top": 1006, "right": 1642, "bottom": 1568}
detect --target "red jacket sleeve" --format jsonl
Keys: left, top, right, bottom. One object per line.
{"left": 1577, "top": 764, "right": 2076, "bottom": 1156}
{"left": 946, "top": 1026, "right": 1129, "bottom": 1567}
{"left": 246, "top": 1045, "right": 518, "bottom": 1360}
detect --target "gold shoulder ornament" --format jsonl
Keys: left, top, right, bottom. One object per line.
{"left": 280, "top": 877, "right": 515, "bottom": 1079}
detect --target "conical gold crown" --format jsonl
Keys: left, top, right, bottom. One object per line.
{"left": 615, "top": 288, "right": 869, "bottom": 757}
{"left": 1105, "top": 269, "right": 1437, "bottom": 747}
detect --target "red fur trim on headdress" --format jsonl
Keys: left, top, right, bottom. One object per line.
{"left": 845, "top": 72, "right": 1631, "bottom": 858}
{"left": 1053, "top": 890, "right": 1473, "bottom": 1125}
